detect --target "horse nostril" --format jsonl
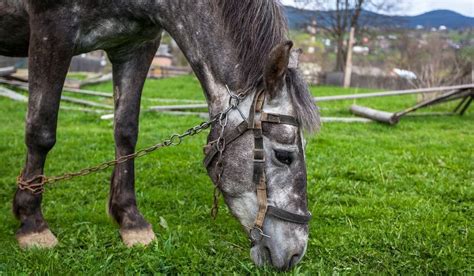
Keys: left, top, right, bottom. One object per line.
{"left": 289, "top": 254, "right": 300, "bottom": 268}
{"left": 263, "top": 246, "right": 273, "bottom": 265}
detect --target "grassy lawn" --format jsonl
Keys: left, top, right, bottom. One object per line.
{"left": 0, "top": 76, "right": 472, "bottom": 274}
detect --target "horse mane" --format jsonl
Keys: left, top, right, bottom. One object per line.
{"left": 213, "top": 0, "right": 320, "bottom": 133}
{"left": 213, "top": 0, "right": 288, "bottom": 88}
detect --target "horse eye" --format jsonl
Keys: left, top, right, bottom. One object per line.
{"left": 274, "top": 149, "right": 293, "bottom": 165}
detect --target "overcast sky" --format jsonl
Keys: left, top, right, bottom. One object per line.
{"left": 280, "top": 0, "right": 474, "bottom": 17}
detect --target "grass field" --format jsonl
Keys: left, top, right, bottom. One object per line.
{"left": 0, "top": 75, "right": 472, "bottom": 274}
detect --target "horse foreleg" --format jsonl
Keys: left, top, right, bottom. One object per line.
{"left": 13, "top": 22, "right": 74, "bottom": 248}
{"left": 107, "top": 39, "right": 161, "bottom": 247}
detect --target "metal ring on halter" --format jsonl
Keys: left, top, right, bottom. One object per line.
{"left": 226, "top": 85, "right": 247, "bottom": 121}
{"left": 250, "top": 227, "right": 271, "bottom": 242}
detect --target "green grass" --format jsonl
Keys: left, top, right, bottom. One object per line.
{"left": 0, "top": 76, "right": 472, "bottom": 274}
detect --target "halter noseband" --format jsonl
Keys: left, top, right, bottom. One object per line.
{"left": 203, "top": 88, "right": 312, "bottom": 242}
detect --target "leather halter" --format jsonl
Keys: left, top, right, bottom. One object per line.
{"left": 204, "top": 89, "right": 312, "bottom": 242}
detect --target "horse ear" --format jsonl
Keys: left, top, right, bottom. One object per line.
{"left": 264, "top": 40, "right": 293, "bottom": 97}
{"left": 289, "top": 48, "right": 303, "bottom": 69}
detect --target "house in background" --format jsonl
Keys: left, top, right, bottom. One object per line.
{"left": 149, "top": 44, "right": 191, "bottom": 78}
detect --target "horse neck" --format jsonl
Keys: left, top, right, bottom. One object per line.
{"left": 155, "top": 2, "right": 241, "bottom": 116}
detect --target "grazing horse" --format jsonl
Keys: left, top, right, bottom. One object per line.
{"left": 0, "top": 0, "right": 319, "bottom": 270}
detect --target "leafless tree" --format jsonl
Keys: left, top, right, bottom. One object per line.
{"left": 396, "top": 33, "right": 472, "bottom": 100}
{"left": 293, "top": 0, "right": 401, "bottom": 71}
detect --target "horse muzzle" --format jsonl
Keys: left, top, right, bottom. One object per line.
{"left": 249, "top": 218, "right": 309, "bottom": 271}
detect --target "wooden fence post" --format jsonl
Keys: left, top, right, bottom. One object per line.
{"left": 343, "top": 27, "right": 355, "bottom": 88}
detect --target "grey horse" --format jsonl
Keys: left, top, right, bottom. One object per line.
{"left": 0, "top": 0, "right": 319, "bottom": 270}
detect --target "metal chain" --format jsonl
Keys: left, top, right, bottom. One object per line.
{"left": 209, "top": 85, "right": 246, "bottom": 219}
{"left": 17, "top": 118, "right": 218, "bottom": 195}
{"left": 210, "top": 111, "right": 229, "bottom": 218}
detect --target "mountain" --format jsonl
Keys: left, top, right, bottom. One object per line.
{"left": 284, "top": 6, "right": 474, "bottom": 30}
{"left": 399, "top": 10, "right": 474, "bottom": 29}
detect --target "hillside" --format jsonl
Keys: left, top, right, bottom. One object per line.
{"left": 284, "top": 6, "right": 474, "bottom": 30}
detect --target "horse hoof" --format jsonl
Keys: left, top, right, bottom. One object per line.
{"left": 16, "top": 229, "right": 58, "bottom": 249}
{"left": 120, "top": 226, "right": 156, "bottom": 247}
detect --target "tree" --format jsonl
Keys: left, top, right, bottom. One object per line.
{"left": 293, "top": 0, "right": 400, "bottom": 71}
{"left": 395, "top": 33, "right": 472, "bottom": 100}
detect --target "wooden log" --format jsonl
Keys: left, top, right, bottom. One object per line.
{"left": 350, "top": 105, "right": 399, "bottom": 125}
{"left": 0, "top": 86, "right": 28, "bottom": 102}
{"left": 315, "top": 84, "right": 474, "bottom": 102}
{"left": 0, "top": 66, "right": 16, "bottom": 77}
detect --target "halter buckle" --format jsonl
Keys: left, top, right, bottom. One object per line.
{"left": 253, "top": 149, "right": 265, "bottom": 162}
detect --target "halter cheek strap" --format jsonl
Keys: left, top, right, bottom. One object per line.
{"left": 251, "top": 90, "right": 268, "bottom": 235}
{"left": 204, "top": 89, "right": 312, "bottom": 243}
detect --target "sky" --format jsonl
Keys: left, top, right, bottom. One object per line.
{"left": 280, "top": 0, "right": 474, "bottom": 17}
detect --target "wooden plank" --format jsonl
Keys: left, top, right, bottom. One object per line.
{"left": 0, "top": 66, "right": 16, "bottom": 77}
{"left": 102, "top": 110, "right": 209, "bottom": 120}
{"left": 148, "top": 110, "right": 209, "bottom": 119}
{"left": 0, "top": 79, "right": 114, "bottom": 98}
{"left": 315, "top": 84, "right": 474, "bottom": 102}
{"left": 60, "top": 96, "right": 113, "bottom": 109}
{"left": 146, "top": 98, "right": 206, "bottom": 104}
{"left": 77, "top": 73, "right": 113, "bottom": 88}
{"left": 0, "top": 81, "right": 113, "bottom": 109}
{"left": 63, "top": 87, "right": 113, "bottom": 98}
{"left": 395, "top": 89, "right": 473, "bottom": 118}
{"left": 0, "top": 86, "right": 27, "bottom": 102}
{"left": 149, "top": 104, "right": 208, "bottom": 111}
{"left": 60, "top": 106, "right": 109, "bottom": 114}
{"left": 321, "top": 117, "right": 373, "bottom": 123}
